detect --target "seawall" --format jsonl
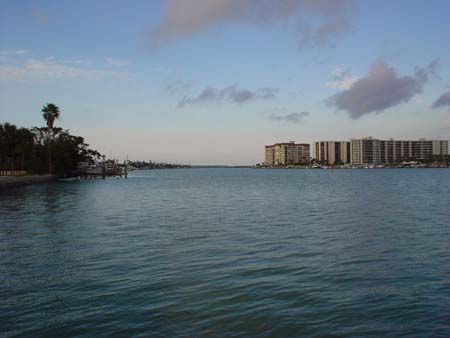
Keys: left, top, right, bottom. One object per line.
{"left": 0, "top": 175, "right": 56, "bottom": 189}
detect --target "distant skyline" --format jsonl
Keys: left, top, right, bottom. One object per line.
{"left": 1, "top": 0, "right": 450, "bottom": 165}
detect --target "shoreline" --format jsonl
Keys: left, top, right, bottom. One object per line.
{"left": 0, "top": 175, "right": 56, "bottom": 189}
{"left": 257, "top": 166, "right": 450, "bottom": 169}
{"left": 257, "top": 164, "right": 450, "bottom": 169}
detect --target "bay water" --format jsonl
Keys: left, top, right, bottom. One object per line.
{"left": 1, "top": 168, "right": 450, "bottom": 337}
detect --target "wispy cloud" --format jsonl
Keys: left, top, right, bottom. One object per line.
{"left": 0, "top": 58, "right": 130, "bottom": 82}
{"left": 432, "top": 90, "right": 450, "bottom": 112}
{"left": 270, "top": 111, "right": 309, "bottom": 123}
{"left": 60, "top": 59, "right": 91, "bottom": 65}
{"left": 0, "top": 49, "right": 29, "bottom": 55}
{"left": 150, "top": 0, "right": 357, "bottom": 49}
{"left": 326, "top": 66, "right": 358, "bottom": 89}
{"left": 105, "top": 57, "right": 129, "bottom": 67}
{"left": 325, "top": 59, "right": 440, "bottom": 119}
{"left": 165, "top": 79, "right": 192, "bottom": 95}
{"left": 178, "top": 85, "right": 278, "bottom": 108}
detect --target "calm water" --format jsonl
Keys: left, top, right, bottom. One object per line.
{"left": 1, "top": 168, "right": 450, "bottom": 337}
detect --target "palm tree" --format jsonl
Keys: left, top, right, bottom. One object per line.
{"left": 42, "top": 103, "right": 60, "bottom": 129}
{"left": 41, "top": 103, "right": 60, "bottom": 174}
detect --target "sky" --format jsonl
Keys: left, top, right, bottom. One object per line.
{"left": 1, "top": 0, "right": 450, "bottom": 165}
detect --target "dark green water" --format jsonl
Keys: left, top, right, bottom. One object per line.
{"left": 1, "top": 168, "right": 450, "bottom": 337}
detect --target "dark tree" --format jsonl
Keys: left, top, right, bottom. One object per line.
{"left": 41, "top": 103, "right": 61, "bottom": 174}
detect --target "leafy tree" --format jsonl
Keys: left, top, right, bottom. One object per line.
{"left": 15, "top": 127, "right": 35, "bottom": 171}
{"left": 0, "top": 123, "right": 19, "bottom": 170}
{"left": 52, "top": 131, "right": 102, "bottom": 175}
{"left": 1, "top": 121, "right": 101, "bottom": 175}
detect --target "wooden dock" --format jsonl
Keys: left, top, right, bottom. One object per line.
{"left": 77, "top": 160, "right": 128, "bottom": 179}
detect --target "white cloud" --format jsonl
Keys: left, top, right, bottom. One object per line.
{"left": 326, "top": 67, "right": 358, "bottom": 90}
{"left": 105, "top": 57, "right": 129, "bottom": 67}
{"left": 61, "top": 59, "right": 90, "bottom": 65}
{"left": 0, "top": 58, "right": 130, "bottom": 82}
{"left": 0, "top": 49, "right": 29, "bottom": 55}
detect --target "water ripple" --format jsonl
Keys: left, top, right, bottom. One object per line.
{"left": 1, "top": 168, "right": 450, "bottom": 337}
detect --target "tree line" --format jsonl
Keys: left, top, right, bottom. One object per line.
{"left": 1, "top": 103, "right": 101, "bottom": 175}
{"left": 128, "top": 160, "right": 191, "bottom": 169}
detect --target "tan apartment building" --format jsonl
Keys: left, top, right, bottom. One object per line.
{"left": 350, "top": 138, "right": 381, "bottom": 165}
{"left": 350, "top": 137, "right": 449, "bottom": 165}
{"left": 314, "top": 141, "right": 351, "bottom": 164}
{"left": 265, "top": 141, "right": 310, "bottom": 165}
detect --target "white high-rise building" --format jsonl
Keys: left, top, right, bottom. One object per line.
{"left": 350, "top": 137, "right": 449, "bottom": 165}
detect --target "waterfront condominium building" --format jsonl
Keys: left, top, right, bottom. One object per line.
{"left": 314, "top": 141, "right": 351, "bottom": 164}
{"left": 265, "top": 141, "right": 310, "bottom": 165}
{"left": 350, "top": 137, "right": 449, "bottom": 165}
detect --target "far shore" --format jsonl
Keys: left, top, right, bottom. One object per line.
{"left": 257, "top": 166, "right": 450, "bottom": 169}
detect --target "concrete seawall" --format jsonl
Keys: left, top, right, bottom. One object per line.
{"left": 0, "top": 175, "right": 56, "bottom": 189}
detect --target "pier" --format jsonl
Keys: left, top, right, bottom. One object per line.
{"left": 77, "top": 160, "right": 128, "bottom": 179}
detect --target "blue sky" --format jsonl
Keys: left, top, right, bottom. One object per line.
{"left": 1, "top": 0, "right": 449, "bottom": 164}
